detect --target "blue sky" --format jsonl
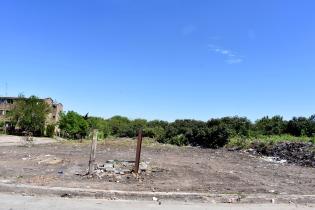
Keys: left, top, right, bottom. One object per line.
{"left": 0, "top": 0, "right": 314, "bottom": 122}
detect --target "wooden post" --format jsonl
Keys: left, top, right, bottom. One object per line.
{"left": 88, "top": 129, "right": 98, "bottom": 174}
{"left": 134, "top": 129, "right": 143, "bottom": 174}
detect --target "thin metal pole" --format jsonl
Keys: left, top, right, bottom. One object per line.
{"left": 134, "top": 129, "right": 143, "bottom": 174}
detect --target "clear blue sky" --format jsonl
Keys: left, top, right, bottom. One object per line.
{"left": 0, "top": 0, "right": 314, "bottom": 122}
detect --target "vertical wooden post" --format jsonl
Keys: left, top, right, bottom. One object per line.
{"left": 88, "top": 129, "right": 98, "bottom": 174}
{"left": 134, "top": 129, "right": 143, "bottom": 174}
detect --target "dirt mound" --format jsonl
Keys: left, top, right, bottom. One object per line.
{"left": 252, "top": 142, "right": 315, "bottom": 167}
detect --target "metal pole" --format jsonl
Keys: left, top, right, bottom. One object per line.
{"left": 134, "top": 129, "right": 143, "bottom": 174}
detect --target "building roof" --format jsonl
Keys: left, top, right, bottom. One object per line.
{"left": 0, "top": 96, "right": 20, "bottom": 100}
{"left": 0, "top": 96, "right": 62, "bottom": 106}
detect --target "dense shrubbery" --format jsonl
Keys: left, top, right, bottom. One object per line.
{"left": 59, "top": 111, "right": 89, "bottom": 139}
{"left": 254, "top": 116, "right": 286, "bottom": 136}
{"left": 58, "top": 111, "right": 315, "bottom": 148}
{"left": 46, "top": 124, "right": 56, "bottom": 138}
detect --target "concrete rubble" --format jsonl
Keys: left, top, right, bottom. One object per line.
{"left": 91, "top": 160, "right": 151, "bottom": 179}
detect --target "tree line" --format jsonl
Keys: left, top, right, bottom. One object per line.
{"left": 59, "top": 112, "right": 315, "bottom": 148}
{"left": 2, "top": 96, "right": 314, "bottom": 148}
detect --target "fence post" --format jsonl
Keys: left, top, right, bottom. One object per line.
{"left": 88, "top": 129, "right": 98, "bottom": 174}
{"left": 134, "top": 129, "right": 143, "bottom": 174}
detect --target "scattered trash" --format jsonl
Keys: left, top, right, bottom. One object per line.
{"left": 260, "top": 156, "right": 287, "bottom": 164}
{"left": 249, "top": 142, "right": 315, "bottom": 167}
{"left": 152, "top": 197, "right": 158, "bottom": 201}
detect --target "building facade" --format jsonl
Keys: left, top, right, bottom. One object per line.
{"left": 0, "top": 96, "right": 63, "bottom": 125}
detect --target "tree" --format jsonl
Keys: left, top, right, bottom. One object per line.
{"left": 86, "top": 116, "right": 110, "bottom": 139}
{"left": 59, "top": 111, "right": 88, "bottom": 139}
{"left": 107, "top": 115, "right": 131, "bottom": 137}
{"left": 255, "top": 116, "right": 286, "bottom": 136}
{"left": 9, "top": 95, "right": 51, "bottom": 136}
{"left": 286, "top": 117, "right": 313, "bottom": 137}
{"left": 216, "top": 116, "right": 252, "bottom": 137}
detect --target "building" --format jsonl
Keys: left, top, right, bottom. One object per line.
{"left": 0, "top": 96, "right": 63, "bottom": 125}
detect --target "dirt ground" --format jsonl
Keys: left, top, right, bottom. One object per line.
{"left": 0, "top": 137, "right": 314, "bottom": 195}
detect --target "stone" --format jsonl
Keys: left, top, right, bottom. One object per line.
{"left": 105, "top": 163, "right": 114, "bottom": 168}
{"left": 114, "top": 169, "right": 121, "bottom": 174}
{"left": 105, "top": 167, "right": 115, "bottom": 172}
{"left": 139, "top": 162, "right": 148, "bottom": 171}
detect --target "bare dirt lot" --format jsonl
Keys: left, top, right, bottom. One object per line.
{"left": 0, "top": 137, "right": 314, "bottom": 196}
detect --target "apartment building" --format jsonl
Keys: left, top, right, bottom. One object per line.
{"left": 0, "top": 96, "right": 63, "bottom": 124}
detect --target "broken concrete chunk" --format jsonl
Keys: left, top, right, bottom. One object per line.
{"left": 139, "top": 162, "right": 148, "bottom": 171}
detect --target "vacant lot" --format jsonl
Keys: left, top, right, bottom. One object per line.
{"left": 0, "top": 136, "right": 314, "bottom": 196}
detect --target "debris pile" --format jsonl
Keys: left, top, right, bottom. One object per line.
{"left": 90, "top": 160, "right": 150, "bottom": 179}
{"left": 250, "top": 142, "right": 315, "bottom": 167}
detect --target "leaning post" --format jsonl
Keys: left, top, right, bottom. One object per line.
{"left": 88, "top": 129, "right": 98, "bottom": 174}
{"left": 134, "top": 129, "right": 143, "bottom": 174}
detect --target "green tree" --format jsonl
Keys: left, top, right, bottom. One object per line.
{"left": 286, "top": 117, "right": 313, "bottom": 137}
{"left": 86, "top": 116, "right": 110, "bottom": 139}
{"left": 108, "top": 116, "right": 133, "bottom": 137}
{"left": 255, "top": 116, "right": 286, "bottom": 136}
{"left": 59, "top": 111, "right": 88, "bottom": 139}
{"left": 9, "top": 95, "right": 51, "bottom": 136}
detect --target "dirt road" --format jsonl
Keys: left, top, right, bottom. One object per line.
{"left": 0, "top": 135, "right": 56, "bottom": 146}
{"left": 0, "top": 193, "right": 313, "bottom": 210}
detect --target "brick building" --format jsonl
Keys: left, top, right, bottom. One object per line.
{"left": 0, "top": 96, "right": 63, "bottom": 126}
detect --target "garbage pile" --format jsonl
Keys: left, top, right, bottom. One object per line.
{"left": 250, "top": 142, "right": 315, "bottom": 167}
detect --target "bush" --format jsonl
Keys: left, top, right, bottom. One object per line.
{"left": 218, "top": 116, "right": 252, "bottom": 137}
{"left": 286, "top": 117, "right": 314, "bottom": 137}
{"left": 46, "top": 124, "right": 55, "bottom": 137}
{"left": 202, "top": 125, "right": 229, "bottom": 148}
{"left": 59, "top": 111, "right": 88, "bottom": 139}
{"left": 168, "top": 134, "right": 188, "bottom": 146}
{"left": 254, "top": 116, "right": 286, "bottom": 136}
{"left": 156, "top": 119, "right": 229, "bottom": 148}
{"left": 143, "top": 126, "right": 165, "bottom": 138}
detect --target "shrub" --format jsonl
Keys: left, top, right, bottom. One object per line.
{"left": 59, "top": 111, "right": 88, "bottom": 139}
{"left": 46, "top": 124, "right": 55, "bottom": 137}
{"left": 168, "top": 134, "right": 188, "bottom": 146}
{"left": 254, "top": 116, "right": 286, "bottom": 136}
{"left": 143, "top": 126, "right": 165, "bottom": 138}
{"left": 286, "top": 117, "right": 314, "bottom": 137}
{"left": 202, "top": 125, "right": 229, "bottom": 148}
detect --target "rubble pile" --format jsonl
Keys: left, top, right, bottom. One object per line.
{"left": 251, "top": 142, "right": 315, "bottom": 167}
{"left": 91, "top": 160, "right": 150, "bottom": 179}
